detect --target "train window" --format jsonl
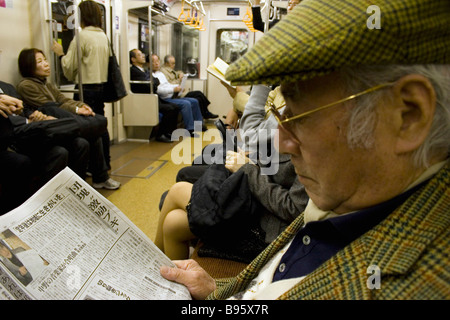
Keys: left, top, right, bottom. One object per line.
{"left": 138, "top": 20, "right": 157, "bottom": 58}
{"left": 215, "top": 29, "right": 249, "bottom": 64}
{"left": 172, "top": 24, "right": 200, "bottom": 79}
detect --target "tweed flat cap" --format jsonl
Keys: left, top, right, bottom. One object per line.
{"left": 225, "top": 0, "right": 450, "bottom": 85}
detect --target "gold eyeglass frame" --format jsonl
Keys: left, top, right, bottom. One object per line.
{"left": 268, "top": 82, "right": 395, "bottom": 139}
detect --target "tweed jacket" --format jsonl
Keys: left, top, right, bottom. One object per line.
{"left": 208, "top": 162, "right": 450, "bottom": 300}
{"left": 160, "top": 65, "right": 183, "bottom": 85}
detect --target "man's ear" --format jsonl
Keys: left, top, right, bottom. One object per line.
{"left": 391, "top": 74, "right": 436, "bottom": 155}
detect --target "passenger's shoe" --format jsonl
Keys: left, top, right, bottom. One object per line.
{"left": 204, "top": 112, "right": 218, "bottom": 119}
{"left": 93, "top": 178, "right": 121, "bottom": 190}
{"left": 202, "top": 125, "right": 208, "bottom": 132}
{"left": 156, "top": 134, "right": 173, "bottom": 143}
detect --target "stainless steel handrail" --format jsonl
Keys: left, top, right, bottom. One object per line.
{"left": 148, "top": 3, "right": 154, "bottom": 94}
{"left": 73, "top": 0, "right": 84, "bottom": 102}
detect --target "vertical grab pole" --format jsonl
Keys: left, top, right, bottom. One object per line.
{"left": 148, "top": 1, "right": 154, "bottom": 94}
{"left": 47, "top": 0, "right": 60, "bottom": 87}
{"left": 263, "top": 0, "right": 271, "bottom": 33}
{"left": 73, "top": 0, "right": 84, "bottom": 102}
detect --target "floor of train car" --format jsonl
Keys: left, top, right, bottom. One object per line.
{"left": 89, "top": 122, "right": 221, "bottom": 242}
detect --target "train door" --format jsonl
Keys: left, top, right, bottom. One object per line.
{"left": 47, "top": 0, "right": 118, "bottom": 144}
{"left": 206, "top": 20, "right": 255, "bottom": 119}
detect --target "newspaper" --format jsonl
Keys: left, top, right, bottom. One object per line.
{"left": 178, "top": 74, "right": 189, "bottom": 98}
{"left": 0, "top": 167, "right": 191, "bottom": 300}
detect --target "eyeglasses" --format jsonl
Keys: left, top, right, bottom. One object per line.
{"left": 268, "top": 82, "right": 395, "bottom": 141}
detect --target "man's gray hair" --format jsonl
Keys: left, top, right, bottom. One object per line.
{"left": 164, "top": 55, "right": 174, "bottom": 64}
{"left": 340, "top": 65, "right": 450, "bottom": 168}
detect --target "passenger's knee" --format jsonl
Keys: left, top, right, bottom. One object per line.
{"left": 163, "top": 210, "right": 188, "bottom": 238}
{"left": 167, "top": 181, "right": 192, "bottom": 201}
{"left": 51, "top": 146, "right": 69, "bottom": 161}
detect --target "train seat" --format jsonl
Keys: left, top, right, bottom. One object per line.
{"left": 122, "top": 92, "right": 159, "bottom": 126}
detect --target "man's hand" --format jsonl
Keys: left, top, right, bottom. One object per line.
{"left": 160, "top": 259, "right": 216, "bottom": 300}
{"left": 77, "top": 105, "right": 95, "bottom": 116}
{"left": 0, "top": 94, "right": 24, "bottom": 117}
{"left": 0, "top": 101, "right": 13, "bottom": 118}
{"left": 225, "top": 148, "right": 254, "bottom": 173}
{"left": 28, "top": 110, "right": 56, "bottom": 122}
{"left": 224, "top": 109, "right": 239, "bottom": 129}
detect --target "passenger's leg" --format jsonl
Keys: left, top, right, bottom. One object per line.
{"left": 176, "top": 165, "right": 210, "bottom": 183}
{"left": 182, "top": 97, "right": 204, "bottom": 124}
{"left": 89, "top": 137, "right": 121, "bottom": 190}
{"left": 0, "top": 150, "right": 33, "bottom": 214}
{"left": 157, "top": 101, "right": 179, "bottom": 138}
{"left": 89, "top": 137, "right": 109, "bottom": 183}
{"left": 66, "top": 137, "right": 90, "bottom": 180}
{"left": 155, "top": 181, "right": 193, "bottom": 252}
{"left": 78, "top": 85, "right": 111, "bottom": 170}
{"left": 163, "top": 209, "right": 195, "bottom": 260}
{"left": 40, "top": 146, "right": 69, "bottom": 184}
{"left": 185, "top": 91, "right": 214, "bottom": 118}
{"left": 165, "top": 98, "right": 194, "bottom": 132}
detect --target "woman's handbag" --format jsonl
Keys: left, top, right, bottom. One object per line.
{"left": 103, "top": 41, "right": 127, "bottom": 103}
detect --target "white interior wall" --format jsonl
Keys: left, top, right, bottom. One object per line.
{"left": 0, "top": 0, "right": 33, "bottom": 86}
{"left": 128, "top": 14, "right": 140, "bottom": 52}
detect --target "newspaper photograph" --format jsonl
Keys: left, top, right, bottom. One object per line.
{"left": 0, "top": 167, "right": 191, "bottom": 300}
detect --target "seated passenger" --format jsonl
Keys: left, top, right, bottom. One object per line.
{"left": 161, "top": 54, "right": 217, "bottom": 119}
{"left": 159, "top": 0, "right": 450, "bottom": 300}
{"left": 152, "top": 54, "right": 205, "bottom": 138}
{"left": 129, "top": 49, "right": 179, "bottom": 143}
{"left": 1, "top": 93, "right": 33, "bottom": 214}
{"left": 176, "top": 83, "right": 285, "bottom": 184}
{"left": 220, "top": 81, "right": 248, "bottom": 129}
{"left": 0, "top": 83, "right": 87, "bottom": 208}
{"left": 16, "top": 48, "right": 120, "bottom": 190}
{"left": 155, "top": 149, "right": 308, "bottom": 261}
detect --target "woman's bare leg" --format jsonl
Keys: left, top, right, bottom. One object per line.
{"left": 163, "top": 208, "right": 196, "bottom": 260}
{"left": 155, "top": 182, "right": 193, "bottom": 252}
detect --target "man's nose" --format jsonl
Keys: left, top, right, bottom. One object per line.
{"left": 277, "top": 125, "right": 300, "bottom": 155}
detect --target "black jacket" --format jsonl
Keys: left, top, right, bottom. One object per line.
{"left": 129, "top": 65, "right": 159, "bottom": 94}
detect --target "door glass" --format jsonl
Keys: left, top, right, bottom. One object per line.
{"left": 172, "top": 24, "right": 200, "bottom": 78}
{"left": 215, "top": 29, "right": 249, "bottom": 64}
{"left": 51, "top": 0, "right": 75, "bottom": 86}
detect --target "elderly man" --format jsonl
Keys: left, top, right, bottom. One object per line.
{"left": 161, "top": 54, "right": 218, "bottom": 119}
{"left": 129, "top": 49, "right": 179, "bottom": 143}
{"left": 152, "top": 54, "right": 205, "bottom": 137}
{"left": 160, "top": 0, "right": 450, "bottom": 300}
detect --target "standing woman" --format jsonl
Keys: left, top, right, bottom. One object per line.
{"left": 51, "top": 0, "right": 111, "bottom": 169}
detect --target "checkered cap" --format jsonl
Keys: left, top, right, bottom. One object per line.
{"left": 225, "top": 0, "right": 450, "bottom": 85}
